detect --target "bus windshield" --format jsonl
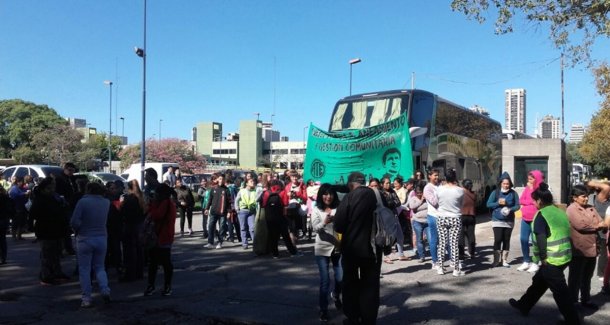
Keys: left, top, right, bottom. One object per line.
{"left": 329, "top": 96, "right": 407, "bottom": 131}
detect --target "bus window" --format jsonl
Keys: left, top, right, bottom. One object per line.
{"left": 410, "top": 92, "right": 434, "bottom": 151}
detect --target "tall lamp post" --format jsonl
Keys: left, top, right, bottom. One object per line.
{"left": 103, "top": 80, "right": 113, "bottom": 173}
{"left": 349, "top": 58, "right": 361, "bottom": 95}
{"left": 135, "top": 0, "right": 147, "bottom": 188}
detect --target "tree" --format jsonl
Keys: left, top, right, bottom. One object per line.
{"left": 579, "top": 62, "right": 610, "bottom": 176}
{"left": 0, "top": 99, "right": 67, "bottom": 158}
{"left": 118, "top": 138, "right": 206, "bottom": 173}
{"left": 566, "top": 142, "right": 583, "bottom": 163}
{"left": 31, "top": 124, "right": 85, "bottom": 166}
{"left": 450, "top": 0, "right": 610, "bottom": 65}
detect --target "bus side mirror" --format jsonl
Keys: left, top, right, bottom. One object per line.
{"left": 409, "top": 127, "right": 428, "bottom": 138}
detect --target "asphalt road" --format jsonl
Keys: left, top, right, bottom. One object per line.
{"left": 1, "top": 212, "right": 609, "bottom": 324}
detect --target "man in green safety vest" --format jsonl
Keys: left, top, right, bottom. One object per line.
{"left": 508, "top": 183, "right": 580, "bottom": 324}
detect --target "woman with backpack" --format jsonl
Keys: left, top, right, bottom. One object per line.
{"left": 487, "top": 172, "right": 520, "bottom": 268}
{"left": 261, "top": 179, "right": 298, "bottom": 258}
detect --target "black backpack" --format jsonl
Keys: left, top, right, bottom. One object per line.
{"left": 265, "top": 190, "right": 284, "bottom": 217}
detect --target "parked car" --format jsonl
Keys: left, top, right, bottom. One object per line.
{"left": 121, "top": 162, "right": 179, "bottom": 185}
{"left": 75, "top": 172, "right": 128, "bottom": 188}
{"left": 1, "top": 165, "right": 64, "bottom": 182}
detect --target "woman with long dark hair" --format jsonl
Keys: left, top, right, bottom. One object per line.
{"left": 379, "top": 176, "right": 408, "bottom": 263}
{"left": 487, "top": 172, "right": 520, "bottom": 267}
{"left": 311, "top": 184, "right": 342, "bottom": 322}
{"left": 120, "top": 179, "right": 146, "bottom": 282}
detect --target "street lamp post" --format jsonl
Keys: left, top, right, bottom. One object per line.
{"left": 120, "top": 117, "right": 125, "bottom": 138}
{"left": 159, "top": 119, "right": 163, "bottom": 141}
{"left": 104, "top": 80, "right": 113, "bottom": 173}
{"left": 135, "top": 0, "right": 147, "bottom": 188}
{"left": 349, "top": 58, "right": 361, "bottom": 95}
{"left": 270, "top": 114, "right": 275, "bottom": 171}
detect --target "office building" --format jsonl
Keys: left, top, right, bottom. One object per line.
{"left": 569, "top": 123, "right": 586, "bottom": 143}
{"left": 539, "top": 115, "right": 561, "bottom": 139}
{"left": 195, "top": 120, "right": 306, "bottom": 170}
{"left": 505, "top": 89, "right": 526, "bottom": 133}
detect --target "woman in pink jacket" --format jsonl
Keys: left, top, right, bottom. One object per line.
{"left": 517, "top": 170, "right": 544, "bottom": 273}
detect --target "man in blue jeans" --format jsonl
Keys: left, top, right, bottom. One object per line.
{"left": 205, "top": 174, "right": 231, "bottom": 249}
{"left": 423, "top": 169, "right": 440, "bottom": 270}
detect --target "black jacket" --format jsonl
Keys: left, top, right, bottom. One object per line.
{"left": 206, "top": 185, "right": 231, "bottom": 216}
{"left": 334, "top": 186, "right": 378, "bottom": 259}
{"left": 31, "top": 194, "right": 68, "bottom": 240}
{"left": 175, "top": 185, "right": 195, "bottom": 209}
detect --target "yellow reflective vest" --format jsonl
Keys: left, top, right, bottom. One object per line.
{"left": 532, "top": 205, "right": 572, "bottom": 266}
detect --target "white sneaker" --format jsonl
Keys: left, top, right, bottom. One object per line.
{"left": 204, "top": 243, "right": 213, "bottom": 248}
{"left": 452, "top": 270, "right": 465, "bottom": 277}
{"left": 216, "top": 243, "right": 222, "bottom": 249}
{"left": 526, "top": 263, "right": 539, "bottom": 273}
{"left": 517, "top": 262, "right": 530, "bottom": 272}
{"left": 436, "top": 266, "right": 445, "bottom": 275}
{"left": 431, "top": 262, "right": 437, "bottom": 270}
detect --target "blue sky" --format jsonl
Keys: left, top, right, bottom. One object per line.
{"left": 1, "top": 1, "right": 608, "bottom": 144}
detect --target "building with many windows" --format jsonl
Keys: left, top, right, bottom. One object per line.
{"left": 569, "top": 123, "right": 586, "bottom": 143}
{"left": 195, "top": 120, "right": 306, "bottom": 170}
{"left": 505, "top": 88, "right": 526, "bottom": 133}
{"left": 539, "top": 115, "right": 561, "bottom": 139}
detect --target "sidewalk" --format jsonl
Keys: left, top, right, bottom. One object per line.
{"left": 1, "top": 212, "right": 609, "bottom": 324}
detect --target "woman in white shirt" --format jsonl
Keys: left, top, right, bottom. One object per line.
{"left": 311, "top": 184, "right": 342, "bottom": 322}
{"left": 436, "top": 169, "right": 464, "bottom": 276}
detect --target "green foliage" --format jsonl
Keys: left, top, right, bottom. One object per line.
{"left": 450, "top": 0, "right": 610, "bottom": 66}
{"left": 566, "top": 142, "right": 583, "bottom": 163}
{"left": 0, "top": 99, "right": 67, "bottom": 158}
{"left": 579, "top": 62, "right": 610, "bottom": 177}
{"left": 31, "top": 124, "right": 85, "bottom": 166}
{"left": 118, "top": 138, "right": 206, "bottom": 173}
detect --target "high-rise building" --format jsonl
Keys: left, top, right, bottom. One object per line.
{"left": 505, "top": 89, "right": 526, "bottom": 133}
{"left": 569, "top": 123, "right": 586, "bottom": 143}
{"left": 539, "top": 115, "right": 561, "bottom": 139}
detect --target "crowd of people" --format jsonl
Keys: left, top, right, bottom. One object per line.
{"left": 2, "top": 163, "right": 610, "bottom": 324}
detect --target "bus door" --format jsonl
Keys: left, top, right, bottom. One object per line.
{"left": 412, "top": 151, "right": 422, "bottom": 175}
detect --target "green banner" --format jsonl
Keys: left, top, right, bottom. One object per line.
{"left": 303, "top": 112, "right": 413, "bottom": 184}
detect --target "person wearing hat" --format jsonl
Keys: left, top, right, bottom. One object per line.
{"left": 486, "top": 172, "right": 520, "bottom": 268}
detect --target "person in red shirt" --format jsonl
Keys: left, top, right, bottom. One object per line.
{"left": 283, "top": 170, "right": 308, "bottom": 244}
{"left": 143, "top": 184, "right": 176, "bottom": 297}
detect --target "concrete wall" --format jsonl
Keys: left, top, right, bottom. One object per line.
{"left": 502, "top": 138, "right": 569, "bottom": 203}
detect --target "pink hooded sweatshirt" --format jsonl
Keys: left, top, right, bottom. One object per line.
{"left": 519, "top": 170, "right": 544, "bottom": 222}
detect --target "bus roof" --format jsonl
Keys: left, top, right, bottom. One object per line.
{"left": 336, "top": 89, "right": 500, "bottom": 125}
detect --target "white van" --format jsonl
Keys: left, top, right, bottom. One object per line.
{"left": 121, "top": 162, "right": 179, "bottom": 185}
